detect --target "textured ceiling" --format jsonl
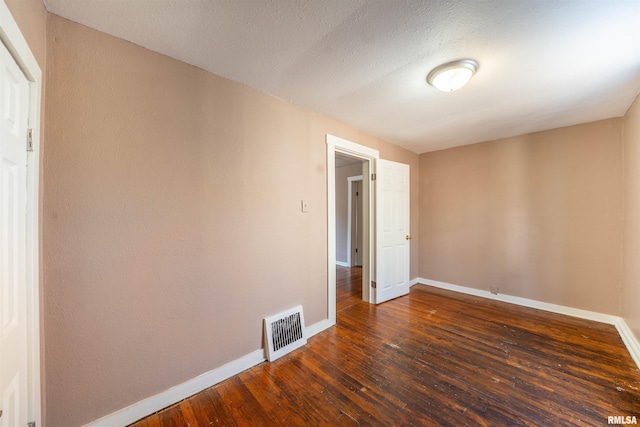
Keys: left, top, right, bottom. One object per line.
{"left": 43, "top": 0, "right": 640, "bottom": 154}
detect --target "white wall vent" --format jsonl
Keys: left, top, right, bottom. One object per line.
{"left": 264, "top": 305, "right": 307, "bottom": 362}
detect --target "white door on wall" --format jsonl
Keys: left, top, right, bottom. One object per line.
{"left": 375, "top": 159, "right": 410, "bottom": 304}
{"left": 0, "top": 38, "right": 30, "bottom": 427}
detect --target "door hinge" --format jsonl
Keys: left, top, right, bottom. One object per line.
{"left": 371, "top": 173, "right": 376, "bottom": 181}
{"left": 371, "top": 281, "right": 377, "bottom": 289}
{"left": 26, "top": 128, "right": 34, "bottom": 152}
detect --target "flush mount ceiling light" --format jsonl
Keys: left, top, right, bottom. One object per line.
{"left": 427, "top": 59, "right": 479, "bottom": 92}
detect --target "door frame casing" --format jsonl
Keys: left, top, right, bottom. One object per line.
{"left": 326, "top": 134, "right": 378, "bottom": 325}
{"left": 0, "top": 2, "right": 43, "bottom": 425}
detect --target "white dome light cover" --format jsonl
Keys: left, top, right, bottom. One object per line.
{"left": 427, "top": 59, "right": 479, "bottom": 92}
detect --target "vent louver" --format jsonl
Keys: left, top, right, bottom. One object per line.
{"left": 264, "top": 305, "right": 307, "bottom": 362}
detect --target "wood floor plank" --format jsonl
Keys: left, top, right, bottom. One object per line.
{"left": 336, "top": 266, "right": 362, "bottom": 313}
{"left": 200, "top": 387, "right": 240, "bottom": 426}
{"left": 130, "top": 267, "right": 640, "bottom": 426}
{"left": 157, "top": 403, "right": 185, "bottom": 427}
{"left": 215, "top": 376, "right": 276, "bottom": 426}
{"left": 177, "top": 401, "right": 200, "bottom": 426}
{"left": 142, "top": 413, "right": 162, "bottom": 427}
{"left": 244, "top": 359, "right": 340, "bottom": 426}
{"left": 240, "top": 366, "right": 319, "bottom": 426}
{"left": 183, "top": 393, "right": 212, "bottom": 425}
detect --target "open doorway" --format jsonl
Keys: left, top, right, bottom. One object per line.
{"left": 326, "top": 135, "right": 411, "bottom": 327}
{"left": 335, "top": 154, "right": 364, "bottom": 312}
{"left": 326, "top": 134, "right": 378, "bottom": 326}
{"left": 348, "top": 176, "right": 364, "bottom": 268}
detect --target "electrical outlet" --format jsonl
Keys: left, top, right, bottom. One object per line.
{"left": 490, "top": 286, "right": 499, "bottom": 295}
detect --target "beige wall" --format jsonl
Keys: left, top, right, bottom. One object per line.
{"left": 419, "top": 119, "right": 624, "bottom": 314}
{"left": 335, "top": 162, "right": 363, "bottom": 264}
{"left": 44, "top": 15, "right": 419, "bottom": 426}
{"left": 622, "top": 95, "right": 640, "bottom": 341}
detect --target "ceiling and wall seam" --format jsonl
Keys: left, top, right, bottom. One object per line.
{"left": 41, "top": 0, "right": 640, "bottom": 154}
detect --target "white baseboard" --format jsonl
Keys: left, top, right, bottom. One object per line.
{"left": 84, "top": 318, "right": 334, "bottom": 427}
{"left": 415, "top": 277, "right": 640, "bottom": 371}
{"left": 84, "top": 349, "right": 266, "bottom": 427}
{"left": 615, "top": 318, "right": 640, "bottom": 370}
{"left": 306, "top": 318, "right": 334, "bottom": 337}
{"left": 336, "top": 261, "right": 349, "bottom": 267}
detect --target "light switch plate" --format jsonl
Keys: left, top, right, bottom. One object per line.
{"left": 301, "top": 200, "right": 309, "bottom": 213}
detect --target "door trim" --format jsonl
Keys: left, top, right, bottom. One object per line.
{"left": 326, "top": 134, "right": 378, "bottom": 325}
{"left": 0, "top": 2, "right": 43, "bottom": 426}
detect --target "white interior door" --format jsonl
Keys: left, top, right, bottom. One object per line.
{"left": 375, "top": 159, "right": 410, "bottom": 304}
{"left": 0, "top": 39, "right": 30, "bottom": 427}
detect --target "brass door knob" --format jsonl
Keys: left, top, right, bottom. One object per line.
{"left": 406, "top": 235, "right": 411, "bottom": 240}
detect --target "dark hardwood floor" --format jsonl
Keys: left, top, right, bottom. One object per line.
{"left": 336, "top": 265, "right": 362, "bottom": 313}
{"left": 131, "top": 267, "right": 640, "bottom": 426}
